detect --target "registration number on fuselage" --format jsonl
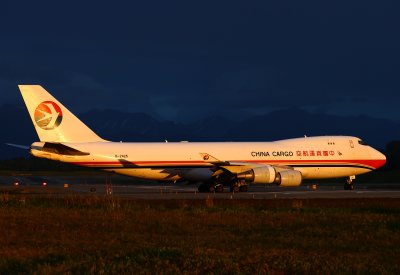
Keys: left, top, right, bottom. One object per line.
{"left": 115, "top": 154, "right": 129, "bottom": 159}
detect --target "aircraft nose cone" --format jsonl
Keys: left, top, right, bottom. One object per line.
{"left": 372, "top": 149, "right": 386, "bottom": 169}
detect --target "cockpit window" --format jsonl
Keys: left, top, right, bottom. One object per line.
{"left": 358, "top": 140, "right": 368, "bottom": 146}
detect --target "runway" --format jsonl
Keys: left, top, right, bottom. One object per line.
{"left": 1, "top": 174, "right": 400, "bottom": 199}
{"left": 69, "top": 184, "right": 400, "bottom": 199}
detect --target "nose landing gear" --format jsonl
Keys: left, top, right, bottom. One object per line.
{"left": 344, "top": 175, "right": 355, "bottom": 190}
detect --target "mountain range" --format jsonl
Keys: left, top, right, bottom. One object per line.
{"left": 1, "top": 105, "right": 399, "bottom": 160}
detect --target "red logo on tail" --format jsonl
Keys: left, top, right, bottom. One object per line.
{"left": 34, "top": 101, "right": 63, "bottom": 130}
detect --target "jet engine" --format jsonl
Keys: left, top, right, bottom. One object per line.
{"left": 237, "top": 165, "right": 277, "bottom": 184}
{"left": 236, "top": 165, "right": 302, "bottom": 186}
{"left": 275, "top": 170, "right": 302, "bottom": 187}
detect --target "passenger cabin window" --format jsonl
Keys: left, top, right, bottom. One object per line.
{"left": 358, "top": 140, "right": 368, "bottom": 146}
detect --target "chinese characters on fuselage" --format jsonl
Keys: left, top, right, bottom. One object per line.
{"left": 251, "top": 150, "right": 336, "bottom": 158}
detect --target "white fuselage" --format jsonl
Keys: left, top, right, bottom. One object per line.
{"left": 31, "top": 136, "right": 386, "bottom": 182}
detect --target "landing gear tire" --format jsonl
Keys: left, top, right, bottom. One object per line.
{"left": 198, "top": 182, "right": 223, "bottom": 193}
{"left": 230, "top": 182, "right": 248, "bottom": 193}
{"left": 344, "top": 176, "right": 355, "bottom": 190}
{"left": 344, "top": 182, "right": 354, "bottom": 190}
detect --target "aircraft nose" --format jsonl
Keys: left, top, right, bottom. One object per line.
{"left": 371, "top": 148, "right": 386, "bottom": 169}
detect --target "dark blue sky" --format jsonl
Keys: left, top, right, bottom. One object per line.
{"left": 1, "top": 1, "right": 400, "bottom": 122}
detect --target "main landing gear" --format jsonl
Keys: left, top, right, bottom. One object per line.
{"left": 198, "top": 180, "right": 249, "bottom": 193}
{"left": 344, "top": 175, "right": 355, "bottom": 190}
{"left": 230, "top": 180, "right": 248, "bottom": 192}
{"left": 198, "top": 181, "right": 224, "bottom": 193}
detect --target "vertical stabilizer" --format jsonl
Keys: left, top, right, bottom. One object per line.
{"left": 18, "top": 85, "right": 106, "bottom": 143}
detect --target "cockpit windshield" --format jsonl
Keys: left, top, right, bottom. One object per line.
{"left": 358, "top": 139, "right": 369, "bottom": 146}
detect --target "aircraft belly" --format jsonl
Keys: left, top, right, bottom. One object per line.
{"left": 107, "top": 168, "right": 181, "bottom": 181}
{"left": 298, "top": 167, "right": 371, "bottom": 179}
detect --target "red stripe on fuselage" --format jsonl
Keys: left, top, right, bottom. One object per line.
{"left": 70, "top": 159, "right": 386, "bottom": 169}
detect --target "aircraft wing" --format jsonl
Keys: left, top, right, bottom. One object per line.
{"left": 199, "top": 153, "right": 229, "bottom": 165}
{"left": 200, "top": 152, "right": 293, "bottom": 173}
{"left": 199, "top": 152, "right": 302, "bottom": 187}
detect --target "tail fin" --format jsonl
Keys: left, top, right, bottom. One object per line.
{"left": 19, "top": 85, "right": 106, "bottom": 143}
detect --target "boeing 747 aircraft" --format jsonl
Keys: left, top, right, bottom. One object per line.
{"left": 17, "top": 85, "right": 386, "bottom": 192}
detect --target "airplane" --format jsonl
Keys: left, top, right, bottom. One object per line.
{"left": 16, "top": 85, "right": 386, "bottom": 192}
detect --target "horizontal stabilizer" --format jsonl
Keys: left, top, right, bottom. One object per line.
{"left": 39, "top": 142, "right": 90, "bottom": 156}
{"left": 5, "top": 143, "right": 30, "bottom": 150}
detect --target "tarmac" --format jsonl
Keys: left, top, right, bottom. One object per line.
{"left": 1, "top": 174, "right": 400, "bottom": 199}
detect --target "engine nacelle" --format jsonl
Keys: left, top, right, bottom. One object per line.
{"left": 275, "top": 170, "right": 302, "bottom": 187}
{"left": 237, "top": 165, "right": 276, "bottom": 184}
